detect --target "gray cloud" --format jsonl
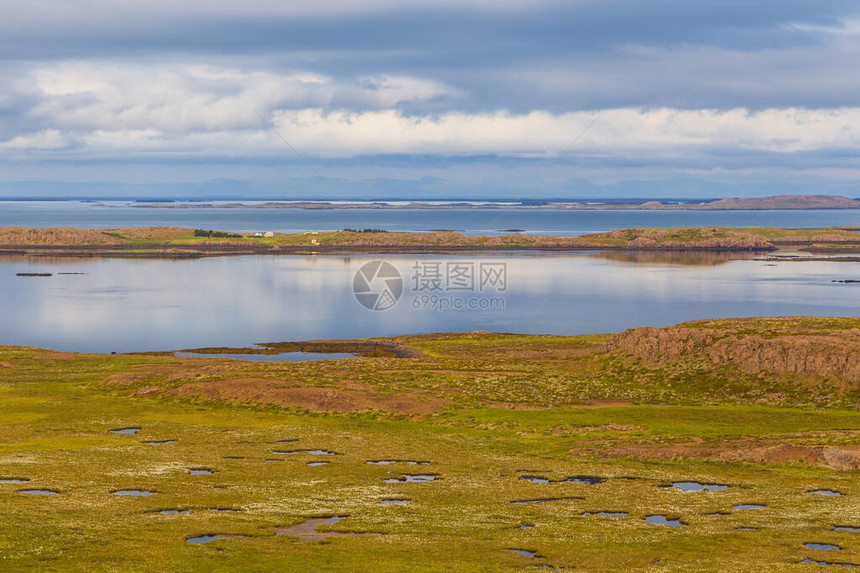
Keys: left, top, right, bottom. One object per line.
{"left": 2, "top": 1, "right": 860, "bottom": 198}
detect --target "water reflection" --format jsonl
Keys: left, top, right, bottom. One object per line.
{"left": 590, "top": 250, "right": 758, "bottom": 266}
{"left": 0, "top": 253, "right": 857, "bottom": 353}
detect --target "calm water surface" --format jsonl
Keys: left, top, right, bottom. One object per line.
{"left": 1, "top": 201, "right": 858, "bottom": 236}
{"left": 1, "top": 253, "right": 856, "bottom": 353}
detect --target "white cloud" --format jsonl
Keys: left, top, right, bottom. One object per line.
{"left": 28, "top": 63, "right": 454, "bottom": 135}
{"left": 3, "top": 61, "right": 860, "bottom": 160}
{"left": 0, "top": 129, "right": 69, "bottom": 150}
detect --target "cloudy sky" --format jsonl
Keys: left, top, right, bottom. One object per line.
{"left": 2, "top": 0, "right": 860, "bottom": 199}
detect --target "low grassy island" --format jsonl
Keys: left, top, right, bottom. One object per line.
{"left": 1, "top": 317, "right": 859, "bottom": 571}
{"left": 1, "top": 225, "right": 859, "bottom": 257}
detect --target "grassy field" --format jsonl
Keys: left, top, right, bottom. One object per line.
{"left": 1, "top": 225, "right": 860, "bottom": 256}
{"left": 1, "top": 318, "right": 859, "bottom": 571}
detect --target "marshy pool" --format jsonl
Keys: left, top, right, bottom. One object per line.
{"left": 383, "top": 474, "right": 439, "bottom": 483}
{"left": 186, "top": 535, "right": 229, "bottom": 544}
{"left": 805, "top": 543, "right": 843, "bottom": 552}
{"left": 109, "top": 427, "right": 141, "bottom": 434}
{"left": 507, "top": 548, "right": 541, "bottom": 558}
{"left": 366, "top": 460, "right": 431, "bottom": 466}
{"left": 645, "top": 515, "right": 686, "bottom": 527}
{"left": 661, "top": 481, "right": 730, "bottom": 492}
{"left": 519, "top": 475, "right": 605, "bottom": 485}
{"left": 272, "top": 449, "right": 339, "bottom": 456}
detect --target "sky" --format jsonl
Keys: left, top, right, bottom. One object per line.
{"left": 2, "top": 0, "right": 860, "bottom": 199}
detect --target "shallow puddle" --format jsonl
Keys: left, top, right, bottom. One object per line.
{"left": 834, "top": 526, "right": 860, "bottom": 533}
{"left": 733, "top": 504, "right": 766, "bottom": 510}
{"left": 157, "top": 509, "right": 190, "bottom": 515}
{"left": 0, "top": 478, "right": 30, "bottom": 484}
{"left": 110, "top": 427, "right": 141, "bottom": 434}
{"left": 519, "top": 476, "right": 550, "bottom": 484}
{"left": 808, "top": 490, "right": 842, "bottom": 497}
{"left": 661, "top": 481, "right": 730, "bottom": 492}
{"left": 384, "top": 474, "right": 439, "bottom": 483}
{"left": 511, "top": 497, "right": 583, "bottom": 505}
{"left": 366, "top": 460, "right": 431, "bottom": 466}
{"left": 800, "top": 558, "right": 860, "bottom": 568}
{"left": 186, "top": 534, "right": 246, "bottom": 543}
{"left": 507, "top": 548, "right": 541, "bottom": 558}
{"left": 113, "top": 490, "right": 158, "bottom": 497}
{"left": 272, "top": 449, "right": 339, "bottom": 456}
{"left": 187, "top": 535, "right": 225, "bottom": 544}
{"left": 644, "top": 515, "right": 686, "bottom": 527}
{"left": 17, "top": 489, "right": 58, "bottom": 495}
{"left": 307, "top": 462, "right": 330, "bottom": 467}
{"left": 519, "top": 475, "right": 604, "bottom": 485}
{"left": 380, "top": 499, "right": 410, "bottom": 505}
{"left": 582, "top": 511, "right": 627, "bottom": 517}
{"left": 188, "top": 469, "right": 214, "bottom": 475}
{"left": 274, "top": 516, "right": 380, "bottom": 542}
{"left": 145, "top": 440, "right": 177, "bottom": 446}
{"left": 735, "top": 527, "right": 757, "bottom": 531}
{"left": 805, "top": 543, "right": 843, "bottom": 552}
{"left": 707, "top": 512, "right": 730, "bottom": 517}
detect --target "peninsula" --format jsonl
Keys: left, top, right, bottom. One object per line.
{"left": 1, "top": 225, "right": 859, "bottom": 257}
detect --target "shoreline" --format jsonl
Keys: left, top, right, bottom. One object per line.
{"left": 1, "top": 225, "right": 859, "bottom": 257}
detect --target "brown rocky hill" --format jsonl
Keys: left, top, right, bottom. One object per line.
{"left": 609, "top": 317, "right": 860, "bottom": 383}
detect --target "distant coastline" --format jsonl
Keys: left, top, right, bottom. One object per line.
{"left": 123, "top": 194, "right": 860, "bottom": 211}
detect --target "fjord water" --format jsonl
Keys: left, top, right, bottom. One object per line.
{"left": 0, "top": 253, "right": 857, "bottom": 353}
{"left": 1, "top": 201, "right": 859, "bottom": 236}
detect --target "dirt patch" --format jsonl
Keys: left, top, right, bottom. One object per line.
{"left": 578, "top": 442, "right": 860, "bottom": 470}
{"left": 0, "top": 361, "right": 17, "bottom": 369}
{"left": 273, "top": 516, "right": 380, "bottom": 541}
{"left": 169, "top": 377, "right": 446, "bottom": 415}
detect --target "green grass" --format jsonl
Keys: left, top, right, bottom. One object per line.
{"left": 1, "top": 320, "right": 859, "bottom": 571}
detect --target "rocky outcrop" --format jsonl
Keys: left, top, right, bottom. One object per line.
{"left": 609, "top": 319, "right": 860, "bottom": 383}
